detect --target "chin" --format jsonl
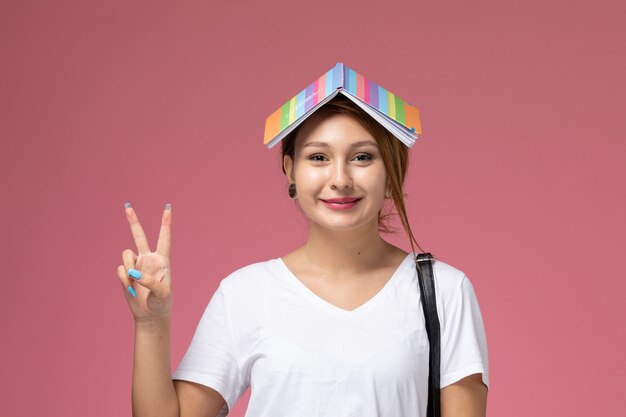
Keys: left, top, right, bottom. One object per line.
{"left": 310, "top": 217, "right": 379, "bottom": 233}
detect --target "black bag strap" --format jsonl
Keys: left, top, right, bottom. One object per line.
{"left": 415, "top": 252, "right": 441, "bottom": 417}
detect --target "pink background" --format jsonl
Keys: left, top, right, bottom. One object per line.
{"left": 1, "top": 0, "right": 624, "bottom": 415}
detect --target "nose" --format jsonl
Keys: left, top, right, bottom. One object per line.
{"left": 330, "top": 160, "right": 353, "bottom": 190}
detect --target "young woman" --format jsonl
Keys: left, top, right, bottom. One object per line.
{"left": 117, "top": 95, "right": 489, "bottom": 417}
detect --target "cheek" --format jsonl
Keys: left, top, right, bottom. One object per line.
{"left": 294, "top": 167, "right": 326, "bottom": 189}
{"left": 353, "top": 168, "right": 387, "bottom": 194}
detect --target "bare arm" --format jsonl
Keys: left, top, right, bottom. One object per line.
{"left": 118, "top": 204, "right": 228, "bottom": 417}
{"left": 133, "top": 318, "right": 228, "bottom": 417}
{"left": 440, "top": 373, "right": 488, "bottom": 417}
{"left": 173, "top": 380, "right": 227, "bottom": 417}
{"left": 133, "top": 318, "right": 179, "bottom": 417}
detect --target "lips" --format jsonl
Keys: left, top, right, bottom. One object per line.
{"left": 321, "top": 197, "right": 362, "bottom": 204}
{"left": 320, "top": 197, "right": 362, "bottom": 210}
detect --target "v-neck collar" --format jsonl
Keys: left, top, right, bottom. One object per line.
{"left": 275, "top": 253, "right": 414, "bottom": 318}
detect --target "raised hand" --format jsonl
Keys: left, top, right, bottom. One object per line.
{"left": 116, "top": 202, "right": 173, "bottom": 322}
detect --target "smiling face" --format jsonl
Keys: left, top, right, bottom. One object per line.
{"left": 283, "top": 110, "right": 390, "bottom": 234}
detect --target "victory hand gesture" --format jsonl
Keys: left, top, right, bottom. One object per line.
{"left": 116, "top": 203, "right": 173, "bottom": 322}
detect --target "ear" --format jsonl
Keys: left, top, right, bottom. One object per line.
{"left": 385, "top": 180, "right": 392, "bottom": 199}
{"left": 283, "top": 154, "right": 295, "bottom": 183}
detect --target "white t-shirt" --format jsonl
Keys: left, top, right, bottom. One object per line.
{"left": 172, "top": 253, "right": 489, "bottom": 417}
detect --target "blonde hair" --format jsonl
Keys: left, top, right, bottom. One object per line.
{"left": 280, "top": 94, "right": 426, "bottom": 255}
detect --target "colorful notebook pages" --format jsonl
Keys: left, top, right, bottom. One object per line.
{"left": 263, "top": 63, "right": 421, "bottom": 148}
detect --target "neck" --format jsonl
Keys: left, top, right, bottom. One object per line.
{"left": 302, "top": 219, "right": 393, "bottom": 274}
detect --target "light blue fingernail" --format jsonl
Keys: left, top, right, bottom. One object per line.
{"left": 128, "top": 269, "right": 142, "bottom": 280}
{"left": 127, "top": 286, "right": 136, "bottom": 297}
{"left": 124, "top": 202, "right": 132, "bottom": 209}
{"left": 165, "top": 203, "right": 171, "bottom": 211}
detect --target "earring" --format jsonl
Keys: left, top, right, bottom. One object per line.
{"left": 288, "top": 183, "right": 297, "bottom": 198}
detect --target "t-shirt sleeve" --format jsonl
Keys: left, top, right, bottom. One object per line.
{"left": 172, "top": 283, "right": 246, "bottom": 417}
{"left": 439, "top": 274, "right": 490, "bottom": 389}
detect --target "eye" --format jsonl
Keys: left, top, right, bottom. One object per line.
{"left": 308, "top": 154, "right": 327, "bottom": 162}
{"left": 354, "top": 153, "right": 373, "bottom": 162}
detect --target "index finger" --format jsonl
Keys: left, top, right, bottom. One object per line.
{"left": 124, "top": 203, "right": 152, "bottom": 254}
{"left": 156, "top": 203, "right": 172, "bottom": 258}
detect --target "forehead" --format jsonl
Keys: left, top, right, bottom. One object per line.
{"left": 294, "top": 111, "right": 377, "bottom": 148}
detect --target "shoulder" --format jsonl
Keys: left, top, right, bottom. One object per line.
{"left": 397, "top": 254, "right": 474, "bottom": 305}
{"left": 210, "top": 258, "right": 286, "bottom": 330}
{"left": 426, "top": 258, "right": 485, "bottom": 323}
{"left": 216, "top": 258, "right": 282, "bottom": 301}
{"left": 426, "top": 257, "right": 480, "bottom": 308}
{"left": 430, "top": 257, "right": 468, "bottom": 293}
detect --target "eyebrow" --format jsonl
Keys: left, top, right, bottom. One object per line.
{"left": 302, "top": 140, "right": 378, "bottom": 149}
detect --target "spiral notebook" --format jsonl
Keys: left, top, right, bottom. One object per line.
{"left": 263, "top": 62, "right": 422, "bottom": 149}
